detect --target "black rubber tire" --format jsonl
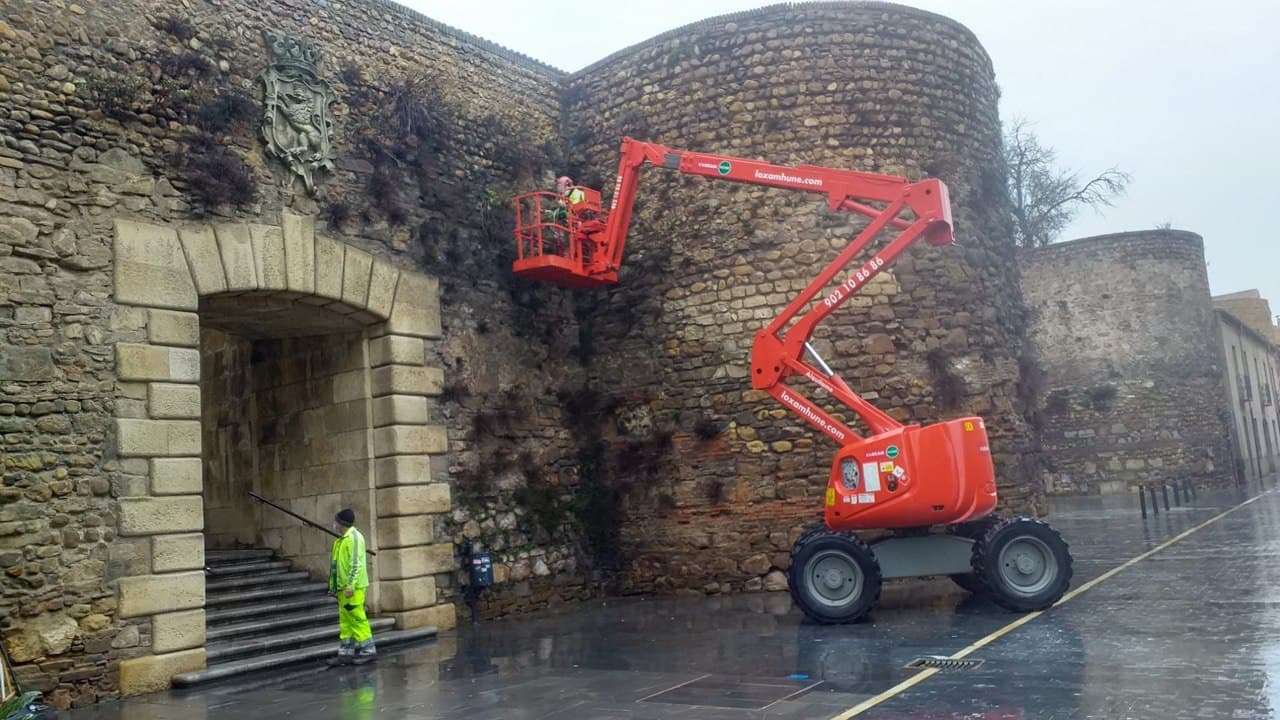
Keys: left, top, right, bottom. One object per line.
{"left": 972, "top": 516, "right": 1073, "bottom": 612}
{"left": 949, "top": 572, "right": 987, "bottom": 594}
{"left": 788, "top": 527, "right": 882, "bottom": 624}
{"left": 947, "top": 514, "right": 1002, "bottom": 594}
{"left": 949, "top": 513, "right": 1003, "bottom": 539}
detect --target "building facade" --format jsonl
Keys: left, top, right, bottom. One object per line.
{"left": 1214, "top": 296, "right": 1280, "bottom": 483}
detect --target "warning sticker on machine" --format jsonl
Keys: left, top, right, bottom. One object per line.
{"left": 825, "top": 488, "right": 835, "bottom": 506}
{"left": 892, "top": 466, "right": 906, "bottom": 478}
{"left": 858, "top": 493, "right": 875, "bottom": 504}
{"left": 861, "top": 462, "right": 881, "bottom": 492}
{"left": 880, "top": 462, "right": 894, "bottom": 473}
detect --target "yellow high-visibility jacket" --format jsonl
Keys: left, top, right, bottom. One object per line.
{"left": 328, "top": 526, "right": 369, "bottom": 593}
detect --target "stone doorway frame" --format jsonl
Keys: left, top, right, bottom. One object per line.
{"left": 109, "top": 213, "right": 453, "bottom": 693}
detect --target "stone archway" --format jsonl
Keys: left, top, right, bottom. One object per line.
{"left": 109, "top": 213, "right": 453, "bottom": 693}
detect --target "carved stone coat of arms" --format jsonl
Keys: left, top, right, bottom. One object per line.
{"left": 259, "top": 29, "right": 336, "bottom": 193}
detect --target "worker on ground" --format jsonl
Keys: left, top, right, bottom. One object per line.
{"left": 327, "top": 508, "right": 375, "bottom": 666}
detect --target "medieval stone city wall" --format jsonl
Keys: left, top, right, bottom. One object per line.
{"left": 1020, "top": 231, "right": 1235, "bottom": 494}
{"left": 0, "top": 0, "right": 573, "bottom": 704}
{"left": 564, "top": 2, "right": 1040, "bottom": 595}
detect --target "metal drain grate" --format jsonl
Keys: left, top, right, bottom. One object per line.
{"left": 906, "top": 657, "right": 984, "bottom": 671}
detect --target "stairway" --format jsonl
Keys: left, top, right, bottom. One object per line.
{"left": 171, "top": 548, "right": 437, "bottom": 688}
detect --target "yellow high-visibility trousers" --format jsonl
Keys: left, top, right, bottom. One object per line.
{"left": 338, "top": 588, "right": 372, "bottom": 644}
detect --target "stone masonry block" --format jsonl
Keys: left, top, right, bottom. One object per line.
{"left": 372, "top": 394, "right": 429, "bottom": 427}
{"left": 117, "top": 571, "right": 204, "bottom": 618}
{"left": 249, "top": 224, "right": 287, "bottom": 291}
{"left": 369, "top": 335, "right": 425, "bottom": 367}
{"left": 116, "top": 419, "right": 201, "bottom": 457}
{"left": 213, "top": 223, "right": 258, "bottom": 292}
{"left": 373, "top": 425, "right": 447, "bottom": 457}
{"left": 379, "top": 544, "right": 454, "bottom": 580}
{"left": 377, "top": 484, "right": 450, "bottom": 517}
{"left": 114, "top": 219, "right": 197, "bottom": 311}
{"left": 150, "top": 457, "right": 202, "bottom": 495}
{"left": 119, "top": 649, "right": 205, "bottom": 696}
{"left": 148, "top": 383, "right": 200, "bottom": 419}
{"left": 116, "top": 343, "right": 199, "bottom": 382}
{"left": 152, "top": 609, "right": 206, "bottom": 653}
{"left": 119, "top": 496, "right": 203, "bottom": 535}
{"left": 282, "top": 212, "right": 316, "bottom": 294}
{"left": 379, "top": 577, "right": 436, "bottom": 612}
{"left": 342, "top": 245, "right": 373, "bottom": 308}
{"left": 389, "top": 604, "right": 455, "bottom": 632}
{"left": 371, "top": 365, "right": 443, "bottom": 397}
{"left": 365, "top": 260, "right": 399, "bottom": 319}
{"left": 377, "top": 515, "right": 434, "bottom": 549}
{"left": 152, "top": 533, "right": 204, "bottom": 572}
{"left": 331, "top": 369, "right": 367, "bottom": 404}
{"left": 386, "top": 272, "right": 442, "bottom": 338}
{"left": 314, "top": 235, "right": 345, "bottom": 300}
{"left": 177, "top": 224, "right": 227, "bottom": 295}
{"left": 374, "top": 455, "right": 434, "bottom": 487}
{"left": 147, "top": 309, "right": 199, "bottom": 347}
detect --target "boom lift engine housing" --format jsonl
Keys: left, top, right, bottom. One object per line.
{"left": 513, "top": 138, "right": 1072, "bottom": 622}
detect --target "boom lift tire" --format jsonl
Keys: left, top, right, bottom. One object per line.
{"left": 789, "top": 527, "right": 882, "bottom": 624}
{"left": 971, "top": 516, "right": 1072, "bottom": 611}
{"left": 947, "top": 514, "right": 1003, "bottom": 594}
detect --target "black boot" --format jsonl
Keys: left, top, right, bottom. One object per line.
{"left": 326, "top": 655, "right": 352, "bottom": 667}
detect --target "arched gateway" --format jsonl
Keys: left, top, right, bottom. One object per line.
{"left": 110, "top": 213, "right": 453, "bottom": 693}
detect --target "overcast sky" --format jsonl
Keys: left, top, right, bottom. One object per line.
{"left": 403, "top": 0, "right": 1280, "bottom": 313}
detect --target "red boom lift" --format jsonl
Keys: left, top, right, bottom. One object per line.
{"left": 513, "top": 138, "right": 1072, "bottom": 623}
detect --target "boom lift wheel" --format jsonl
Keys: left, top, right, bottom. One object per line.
{"left": 788, "top": 528, "right": 882, "bottom": 623}
{"left": 947, "top": 514, "right": 1003, "bottom": 594}
{"left": 971, "top": 516, "right": 1073, "bottom": 611}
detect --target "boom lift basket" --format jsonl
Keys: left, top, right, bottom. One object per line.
{"left": 512, "top": 189, "right": 616, "bottom": 288}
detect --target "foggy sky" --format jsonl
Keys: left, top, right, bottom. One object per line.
{"left": 402, "top": 0, "right": 1280, "bottom": 314}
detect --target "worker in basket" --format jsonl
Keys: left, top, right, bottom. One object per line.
{"left": 542, "top": 175, "right": 585, "bottom": 257}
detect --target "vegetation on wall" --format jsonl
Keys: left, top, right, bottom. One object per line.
{"left": 84, "top": 15, "right": 258, "bottom": 214}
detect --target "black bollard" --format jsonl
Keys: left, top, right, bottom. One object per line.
{"left": 1161, "top": 483, "right": 1171, "bottom": 511}
{"left": 1148, "top": 484, "right": 1160, "bottom": 514}
{"left": 1172, "top": 481, "right": 1181, "bottom": 507}
{"left": 1139, "top": 485, "right": 1148, "bottom": 518}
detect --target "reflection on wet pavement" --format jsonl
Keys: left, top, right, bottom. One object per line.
{"left": 59, "top": 483, "right": 1280, "bottom": 719}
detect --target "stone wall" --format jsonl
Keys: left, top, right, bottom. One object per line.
{"left": 198, "top": 328, "right": 257, "bottom": 549}
{"left": 0, "top": 0, "right": 560, "bottom": 702}
{"left": 1020, "top": 231, "right": 1235, "bottom": 494}
{"left": 562, "top": 2, "right": 1038, "bottom": 595}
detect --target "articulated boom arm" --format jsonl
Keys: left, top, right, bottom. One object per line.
{"left": 605, "top": 138, "right": 954, "bottom": 447}
{"left": 516, "top": 137, "right": 956, "bottom": 448}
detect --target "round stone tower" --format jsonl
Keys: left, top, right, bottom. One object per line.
{"left": 563, "top": 2, "right": 1038, "bottom": 593}
{"left": 1020, "top": 230, "right": 1234, "bottom": 494}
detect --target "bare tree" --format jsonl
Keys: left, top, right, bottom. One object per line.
{"left": 1005, "top": 119, "right": 1130, "bottom": 248}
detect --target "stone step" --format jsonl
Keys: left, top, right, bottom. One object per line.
{"left": 205, "top": 607, "right": 336, "bottom": 642}
{"left": 171, "top": 627, "right": 439, "bottom": 688}
{"left": 205, "top": 618, "right": 396, "bottom": 663}
{"left": 205, "top": 582, "right": 329, "bottom": 608}
{"left": 205, "top": 548, "right": 275, "bottom": 564}
{"left": 206, "top": 571, "right": 311, "bottom": 593}
{"left": 205, "top": 595, "right": 334, "bottom": 625}
{"left": 204, "top": 560, "right": 293, "bottom": 577}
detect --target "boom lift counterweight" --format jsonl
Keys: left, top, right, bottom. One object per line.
{"left": 513, "top": 137, "right": 1072, "bottom": 623}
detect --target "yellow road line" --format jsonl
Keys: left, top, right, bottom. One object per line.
{"left": 828, "top": 490, "right": 1271, "bottom": 720}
